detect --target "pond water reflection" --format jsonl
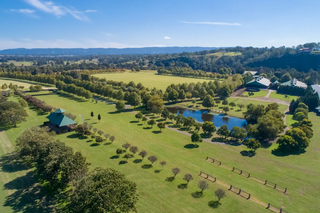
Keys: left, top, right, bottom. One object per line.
{"left": 166, "top": 106, "right": 247, "bottom": 129}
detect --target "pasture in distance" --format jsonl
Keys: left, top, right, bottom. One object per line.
{"left": 92, "top": 70, "right": 214, "bottom": 90}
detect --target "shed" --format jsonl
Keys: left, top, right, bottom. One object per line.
{"left": 246, "top": 76, "right": 271, "bottom": 89}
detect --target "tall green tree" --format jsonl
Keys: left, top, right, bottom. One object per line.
{"left": 216, "top": 125, "right": 230, "bottom": 138}
{"left": 68, "top": 168, "right": 138, "bottom": 213}
{"left": 202, "top": 121, "right": 216, "bottom": 136}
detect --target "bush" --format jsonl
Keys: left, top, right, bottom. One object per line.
{"left": 96, "top": 136, "right": 103, "bottom": 143}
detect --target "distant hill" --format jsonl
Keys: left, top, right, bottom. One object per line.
{"left": 0, "top": 47, "right": 220, "bottom": 55}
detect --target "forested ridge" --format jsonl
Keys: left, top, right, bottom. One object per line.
{"left": 1, "top": 42, "right": 320, "bottom": 83}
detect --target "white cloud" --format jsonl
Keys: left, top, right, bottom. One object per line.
{"left": 85, "top": 10, "right": 97, "bottom": 13}
{"left": 24, "top": 0, "right": 90, "bottom": 21}
{"left": 10, "top": 9, "right": 36, "bottom": 14}
{"left": 178, "top": 21, "right": 241, "bottom": 26}
{"left": 164, "top": 36, "right": 171, "bottom": 39}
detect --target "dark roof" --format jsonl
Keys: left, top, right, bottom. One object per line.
{"left": 46, "top": 109, "right": 76, "bottom": 127}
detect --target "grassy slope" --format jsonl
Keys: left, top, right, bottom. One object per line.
{"left": 2, "top": 61, "right": 33, "bottom": 66}
{"left": 0, "top": 96, "right": 48, "bottom": 213}
{"left": 15, "top": 91, "right": 318, "bottom": 213}
{"left": 242, "top": 90, "right": 269, "bottom": 98}
{"left": 92, "top": 70, "right": 213, "bottom": 90}
{"left": 206, "top": 52, "right": 242, "bottom": 58}
{"left": 168, "top": 98, "right": 288, "bottom": 119}
{"left": 269, "top": 92, "right": 298, "bottom": 102}
{"left": 0, "top": 79, "right": 34, "bottom": 90}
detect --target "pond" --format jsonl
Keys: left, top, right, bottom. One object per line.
{"left": 166, "top": 107, "right": 247, "bottom": 130}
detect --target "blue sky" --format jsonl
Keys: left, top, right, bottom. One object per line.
{"left": 0, "top": 0, "right": 319, "bottom": 49}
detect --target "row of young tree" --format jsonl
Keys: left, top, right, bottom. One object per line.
{"left": 15, "top": 126, "right": 138, "bottom": 212}
{"left": 116, "top": 143, "right": 227, "bottom": 204}
{"left": 56, "top": 81, "right": 93, "bottom": 99}
{"left": 15, "top": 91, "right": 54, "bottom": 113}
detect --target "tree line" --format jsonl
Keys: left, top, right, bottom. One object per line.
{"left": 15, "top": 126, "right": 138, "bottom": 212}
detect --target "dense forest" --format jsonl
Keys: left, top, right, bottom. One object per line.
{"left": 1, "top": 42, "right": 320, "bottom": 83}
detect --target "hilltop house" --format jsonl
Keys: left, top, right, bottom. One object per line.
{"left": 281, "top": 78, "right": 307, "bottom": 89}
{"left": 45, "top": 108, "right": 76, "bottom": 133}
{"left": 245, "top": 76, "right": 271, "bottom": 89}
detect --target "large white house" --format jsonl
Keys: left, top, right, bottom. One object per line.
{"left": 311, "top": 84, "right": 320, "bottom": 112}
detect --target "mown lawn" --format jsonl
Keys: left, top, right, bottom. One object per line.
{"left": 92, "top": 70, "right": 214, "bottom": 90}
{"left": 269, "top": 92, "right": 298, "bottom": 102}
{"left": 2, "top": 61, "right": 33, "bottom": 66}
{"left": 242, "top": 90, "right": 269, "bottom": 98}
{"left": 1, "top": 91, "right": 315, "bottom": 213}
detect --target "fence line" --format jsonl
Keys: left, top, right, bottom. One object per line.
{"left": 206, "top": 156, "right": 221, "bottom": 166}
{"left": 206, "top": 156, "right": 287, "bottom": 193}
{"left": 229, "top": 185, "right": 251, "bottom": 199}
{"left": 199, "top": 171, "right": 217, "bottom": 183}
{"left": 266, "top": 203, "right": 289, "bottom": 213}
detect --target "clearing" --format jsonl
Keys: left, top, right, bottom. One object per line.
{"left": 269, "top": 92, "right": 298, "bottom": 102}
{"left": 92, "top": 70, "right": 214, "bottom": 90}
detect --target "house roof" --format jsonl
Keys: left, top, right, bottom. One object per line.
{"left": 244, "top": 71, "right": 258, "bottom": 76}
{"left": 246, "top": 76, "right": 271, "bottom": 87}
{"left": 281, "top": 78, "right": 307, "bottom": 89}
{"left": 53, "top": 108, "right": 65, "bottom": 114}
{"left": 311, "top": 84, "right": 320, "bottom": 99}
{"left": 46, "top": 109, "right": 76, "bottom": 127}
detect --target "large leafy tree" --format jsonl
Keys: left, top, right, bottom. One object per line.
{"left": 230, "top": 127, "right": 246, "bottom": 141}
{"left": 147, "top": 95, "right": 164, "bottom": 114}
{"left": 216, "top": 125, "right": 230, "bottom": 138}
{"left": 0, "top": 108, "right": 28, "bottom": 127}
{"left": 191, "top": 131, "right": 202, "bottom": 147}
{"left": 68, "top": 168, "right": 138, "bottom": 213}
{"left": 246, "top": 138, "right": 261, "bottom": 153}
{"left": 202, "top": 121, "right": 216, "bottom": 135}
{"left": 37, "top": 141, "right": 89, "bottom": 189}
{"left": 16, "top": 126, "right": 55, "bottom": 163}
{"left": 285, "top": 128, "right": 310, "bottom": 151}
{"left": 115, "top": 100, "right": 125, "bottom": 111}
{"left": 202, "top": 95, "right": 215, "bottom": 109}
{"left": 128, "top": 92, "right": 141, "bottom": 107}
{"left": 244, "top": 104, "right": 265, "bottom": 124}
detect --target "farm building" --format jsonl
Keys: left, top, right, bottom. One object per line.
{"left": 45, "top": 108, "right": 76, "bottom": 133}
{"left": 246, "top": 76, "right": 271, "bottom": 89}
{"left": 281, "top": 78, "right": 307, "bottom": 89}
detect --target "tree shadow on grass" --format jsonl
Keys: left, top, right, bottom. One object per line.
{"left": 130, "top": 121, "right": 139, "bottom": 123}
{"left": 240, "top": 150, "right": 256, "bottom": 157}
{"left": 154, "top": 170, "right": 161, "bottom": 173}
{"left": 0, "top": 152, "right": 28, "bottom": 173}
{"left": 90, "top": 143, "right": 100, "bottom": 147}
{"left": 165, "top": 177, "right": 175, "bottom": 182}
{"left": 156, "top": 118, "right": 166, "bottom": 122}
{"left": 110, "top": 155, "right": 119, "bottom": 159}
{"left": 271, "top": 149, "right": 305, "bottom": 157}
{"left": 184, "top": 144, "right": 197, "bottom": 149}
{"left": 67, "top": 133, "right": 83, "bottom": 139}
{"left": 86, "top": 140, "right": 92, "bottom": 143}
{"left": 191, "top": 191, "right": 203, "bottom": 198}
{"left": 178, "top": 183, "right": 188, "bottom": 189}
{"left": 143, "top": 127, "right": 152, "bottom": 130}
{"left": 200, "top": 133, "right": 211, "bottom": 139}
{"left": 152, "top": 130, "right": 161, "bottom": 134}
{"left": 133, "top": 159, "right": 142, "bottom": 164}
{"left": 3, "top": 171, "right": 56, "bottom": 212}
{"left": 208, "top": 200, "right": 221, "bottom": 208}
{"left": 141, "top": 164, "right": 152, "bottom": 169}
{"left": 119, "top": 160, "right": 127, "bottom": 165}
{"left": 104, "top": 142, "right": 112, "bottom": 145}
{"left": 108, "top": 111, "right": 121, "bottom": 114}
{"left": 137, "top": 124, "right": 143, "bottom": 126}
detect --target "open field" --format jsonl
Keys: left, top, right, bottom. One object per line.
{"left": 242, "top": 90, "right": 269, "bottom": 98}
{"left": 1, "top": 61, "right": 33, "bottom": 66}
{"left": 206, "top": 52, "right": 242, "bottom": 58}
{"left": 92, "top": 70, "right": 214, "bottom": 90}
{"left": 0, "top": 79, "right": 34, "bottom": 90}
{"left": 0, "top": 91, "right": 317, "bottom": 212}
{"left": 168, "top": 98, "right": 288, "bottom": 119}
{"left": 269, "top": 92, "right": 298, "bottom": 102}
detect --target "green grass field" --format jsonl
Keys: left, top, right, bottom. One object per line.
{"left": 168, "top": 98, "right": 288, "bottom": 119}
{"left": 269, "top": 92, "right": 298, "bottom": 102}
{"left": 1, "top": 92, "right": 319, "bottom": 213}
{"left": 92, "top": 70, "right": 214, "bottom": 90}
{"left": 1, "top": 61, "right": 33, "bottom": 66}
{"left": 0, "top": 79, "right": 34, "bottom": 90}
{"left": 242, "top": 90, "right": 269, "bottom": 98}
{"left": 206, "top": 52, "right": 242, "bottom": 58}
